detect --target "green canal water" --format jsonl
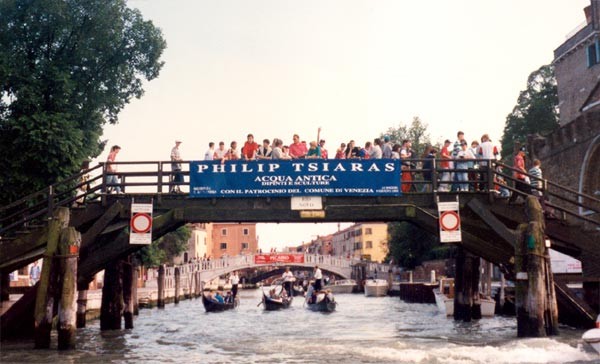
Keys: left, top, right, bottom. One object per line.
{"left": 1, "top": 288, "right": 597, "bottom": 363}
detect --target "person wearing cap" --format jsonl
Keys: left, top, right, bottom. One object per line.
{"left": 439, "top": 139, "right": 453, "bottom": 192}
{"left": 170, "top": 140, "right": 184, "bottom": 193}
{"left": 509, "top": 146, "right": 532, "bottom": 203}
{"left": 382, "top": 135, "right": 393, "bottom": 159}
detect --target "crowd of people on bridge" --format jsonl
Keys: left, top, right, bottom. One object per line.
{"left": 103, "top": 127, "right": 545, "bottom": 204}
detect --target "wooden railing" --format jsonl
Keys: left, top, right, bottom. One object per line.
{"left": 2, "top": 158, "right": 599, "bottom": 238}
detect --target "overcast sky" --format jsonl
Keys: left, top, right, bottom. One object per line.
{"left": 97, "top": 0, "right": 590, "bottom": 250}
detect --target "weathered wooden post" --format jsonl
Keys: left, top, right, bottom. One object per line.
{"left": 515, "top": 196, "right": 559, "bottom": 337}
{"left": 157, "top": 264, "right": 165, "bottom": 308}
{"left": 132, "top": 264, "right": 139, "bottom": 316}
{"left": 122, "top": 260, "right": 134, "bottom": 329}
{"left": 174, "top": 267, "right": 181, "bottom": 304}
{"left": 76, "top": 288, "right": 88, "bottom": 328}
{"left": 1, "top": 272, "right": 10, "bottom": 302}
{"left": 100, "top": 261, "right": 123, "bottom": 330}
{"left": 454, "top": 249, "right": 481, "bottom": 321}
{"left": 57, "top": 227, "right": 81, "bottom": 350}
{"left": 34, "top": 207, "right": 69, "bottom": 349}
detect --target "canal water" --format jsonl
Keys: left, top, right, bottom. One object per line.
{"left": 1, "top": 288, "right": 597, "bottom": 363}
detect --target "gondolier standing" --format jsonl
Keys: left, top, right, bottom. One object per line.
{"left": 282, "top": 267, "right": 295, "bottom": 297}
{"left": 314, "top": 265, "right": 323, "bottom": 291}
{"left": 229, "top": 271, "right": 240, "bottom": 300}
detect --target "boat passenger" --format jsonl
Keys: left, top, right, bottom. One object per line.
{"left": 306, "top": 283, "right": 316, "bottom": 304}
{"left": 214, "top": 291, "right": 225, "bottom": 303}
{"left": 224, "top": 291, "right": 233, "bottom": 303}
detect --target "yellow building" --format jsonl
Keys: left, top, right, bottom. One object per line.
{"left": 331, "top": 223, "right": 388, "bottom": 262}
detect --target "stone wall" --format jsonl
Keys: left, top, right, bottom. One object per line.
{"left": 529, "top": 111, "right": 600, "bottom": 219}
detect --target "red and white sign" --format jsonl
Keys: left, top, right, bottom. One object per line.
{"left": 130, "top": 202, "right": 153, "bottom": 245}
{"left": 438, "top": 201, "right": 462, "bottom": 243}
{"left": 254, "top": 254, "right": 305, "bottom": 265}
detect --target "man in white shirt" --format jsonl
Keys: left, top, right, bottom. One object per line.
{"left": 371, "top": 138, "right": 383, "bottom": 159}
{"left": 229, "top": 271, "right": 240, "bottom": 300}
{"left": 281, "top": 267, "right": 295, "bottom": 297}
{"left": 204, "top": 142, "right": 215, "bottom": 160}
{"left": 170, "top": 140, "right": 183, "bottom": 193}
{"left": 313, "top": 265, "right": 323, "bottom": 291}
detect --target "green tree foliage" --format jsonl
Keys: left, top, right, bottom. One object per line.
{"left": 501, "top": 64, "right": 559, "bottom": 160}
{"left": 381, "top": 116, "right": 432, "bottom": 157}
{"left": 0, "top": 0, "right": 166, "bottom": 204}
{"left": 386, "top": 222, "right": 455, "bottom": 269}
{"left": 136, "top": 225, "right": 191, "bottom": 268}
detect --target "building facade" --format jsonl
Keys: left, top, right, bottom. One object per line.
{"left": 553, "top": 0, "right": 600, "bottom": 125}
{"left": 174, "top": 223, "right": 212, "bottom": 264}
{"left": 209, "top": 223, "right": 258, "bottom": 259}
{"left": 331, "top": 223, "right": 388, "bottom": 263}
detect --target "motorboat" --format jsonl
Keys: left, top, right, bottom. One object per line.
{"left": 324, "top": 279, "right": 356, "bottom": 294}
{"left": 433, "top": 278, "right": 495, "bottom": 317}
{"left": 364, "top": 279, "right": 389, "bottom": 297}
{"left": 582, "top": 315, "right": 600, "bottom": 355}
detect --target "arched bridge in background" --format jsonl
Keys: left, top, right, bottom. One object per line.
{"left": 1, "top": 159, "right": 599, "bottom": 335}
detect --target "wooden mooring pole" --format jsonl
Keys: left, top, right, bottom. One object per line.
{"left": 122, "top": 260, "right": 134, "bottom": 329}
{"left": 174, "top": 267, "right": 181, "bottom": 304}
{"left": 34, "top": 207, "right": 69, "bottom": 349}
{"left": 100, "top": 260, "right": 123, "bottom": 330}
{"left": 57, "top": 227, "right": 81, "bottom": 350}
{"left": 157, "top": 264, "right": 165, "bottom": 308}
{"left": 454, "top": 248, "right": 481, "bottom": 321}
{"left": 133, "top": 265, "right": 139, "bottom": 316}
{"left": 515, "top": 196, "right": 559, "bottom": 337}
{"left": 76, "top": 289, "right": 88, "bottom": 328}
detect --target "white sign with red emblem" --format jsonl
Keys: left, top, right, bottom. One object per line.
{"left": 130, "top": 202, "right": 153, "bottom": 245}
{"left": 438, "top": 201, "right": 462, "bottom": 243}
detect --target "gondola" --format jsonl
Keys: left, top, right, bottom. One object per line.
{"left": 292, "top": 285, "right": 305, "bottom": 297}
{"left": 202, "top": 293, "right": 237, "bottom": 312}
{"left": 305, "top": 292, "right": 336, "bottom": 312}
{"left": 262, "top": 293, "right": 293, "bottom": 311}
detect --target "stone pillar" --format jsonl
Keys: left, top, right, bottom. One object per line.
{"left": 515, "top": 196, "right": 559, "bottom": 337}
{"left": 57, "top": 227, "right": 81, "bottom": 350}
{"left": 34, "top": 207, "right": 69, "bottom": 349}
{"left": 100, "top": 261, "right": 123, "bottom": 330}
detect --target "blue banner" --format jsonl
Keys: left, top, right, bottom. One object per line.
{"left": 189, "top": 159, "right": 401, "bottom": 198}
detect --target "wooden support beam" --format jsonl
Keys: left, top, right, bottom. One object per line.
{"left": 57, "top": 227, "right": 81, "bottom": 350}
{"left": 34, "top": 207, "right": 69, "bottom": 349}
{"left": 100, "top": 261, "right": 123, "bottom": 331}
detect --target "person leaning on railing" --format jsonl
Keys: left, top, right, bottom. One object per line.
{"left": 508, "top": 147, "right": 532, "bottom": 204}
{"left": 105, "top": 145, "right": 122, "bottom": 194}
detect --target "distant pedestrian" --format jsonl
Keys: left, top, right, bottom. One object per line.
{"left": 170, "top": 140, "right": 184, "bottom": 193}
{"left": 314, "top": 265, "right": 323, "bottom": 291}
{"left": 509, "top": 147, "right": 532, "bottom": 204}
{"left": 29, "top": 261, "right": 41, "bottom": 286}
{"left": 204, "top": 142, "right": 215, "bottom": 160}
{"left": 529, "top": 159, "right": 543, "bottom": 197}
{"left": 229, "top": 271, "right": 240, "bottom": 300}
{"left": 106, "top": 145, "right": 122, "bottom": 193}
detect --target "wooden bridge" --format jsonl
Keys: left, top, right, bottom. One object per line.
{"left": 1, "top": 158, "right": 599, "bottom": 345}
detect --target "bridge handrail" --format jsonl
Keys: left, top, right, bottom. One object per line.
{"left": 2, "top": 158, "right": 599, "bottom": 237}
